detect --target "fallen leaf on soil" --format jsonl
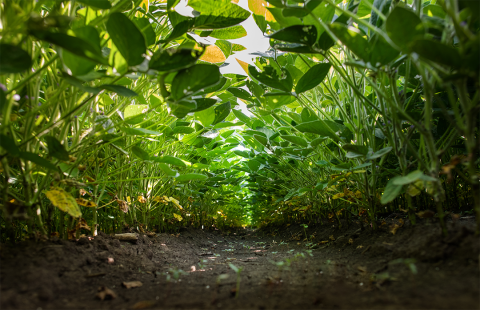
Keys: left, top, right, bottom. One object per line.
{"left": 389, "top": 219, "right": 404, "bottom": 235}
{"left": 356, "top": 245, "right": 363, "bottom": 249}
{"left": 96, "top": 286, "right": 117, "bottom": 300}
{"left": 416, "top": 210, "right": 435, "bottom": 218}
{"left": 319, "top": 241, "right": 329, "bottom": 244}
{"left": 451, "top": 213, "right": 460, "bottom": 222}
{"left": 123, "top": 281, "right": 143, "bottom": 289}
{"left": 132, "top": 300, "right": 157, "bottom": 309}
{"left": 357, "top": 266, "right": 368, "bottom": 275}
{"left": 348, "top": 238, "right": 353, "bottom": 244}
{"left": 329, "top": 235, "right": 335, "bottom": 241}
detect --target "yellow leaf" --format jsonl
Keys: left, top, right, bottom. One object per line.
{"left": 167, "top": 197, "right": 183, "bottom": 209}
{"left": 137, "top": 196, "right": 147, "bottom": 203}
{"left": 45, "top": 187, "right": 82, "bottom": 217}
{"left": 332, "top": 193, "right": 344, "bottom": 200}
{"left": 248, "top": 0, "right": 275, "bottom": 22}
{"left": 75, "top": 198, "right": 97, "bottom": 207}
{"left": 153, "top": 196, "right": 163, "bottom": 203}
{"left": 235, "top": 58, "right": 249, "bottom": 75}
{"left": 140, "top": 0, "right": 148, "bottom": 12}
{"left": 407, "top": 180, "right": 424, "bottom": 197}
{"left": 173, "top": 213, "right": 183, "bottom": 221}
{"left": 200, "top": 45, "right": 226, "bottom": 63}
{"left": 127, "top": 196, "right": 131, "bottom": 203}
{"left": 355, "top": 190, "right": 362, "bottom": 198}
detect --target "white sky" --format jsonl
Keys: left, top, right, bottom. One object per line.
{"left": 175, "top": 0, "right": 270, "bottom": 75}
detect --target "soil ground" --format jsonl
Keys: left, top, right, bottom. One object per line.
{"left": 1, "top": 217, "right": 479, "bottom": 310}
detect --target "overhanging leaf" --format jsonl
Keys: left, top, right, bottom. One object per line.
{"left": 44, "top": 136, "right": 69, "bottom": 161}
{"left": 171, "top": 64, "right": 221, "bottom": 100}
{"left": 381, "top": 176, "right": 403, "bottom": 204}
{"left": 176, "top": 173, "right": 208, "bottom": 182}
{"left": 45, "top": 187, "right": 82, "bottom": 217}
{"left": 106, "top": 13, "right": 146, "bottom": 66}
{"left": 0, "top": 44, "right": 32, "bottom": 74}
{"left": 295, "top": 63, "right": 331, "bottom": 94}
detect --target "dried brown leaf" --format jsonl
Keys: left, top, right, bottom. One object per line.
{"left": 122, "top": 281, "right": 143, "bottom": 289}
{"left": 96, "top": 286, "right": 117, "bottom": 300}
{"left": 132, "top": 300, "right": 157, "bottom": 309}
{"left": 416, "top": 210, "right": 435, "bottom": 218}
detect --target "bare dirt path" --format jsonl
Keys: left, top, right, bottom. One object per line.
{"left": 1, "top": 219, "right": 478, "bottom": 310}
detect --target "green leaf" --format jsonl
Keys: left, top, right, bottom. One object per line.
{"left": 32, "top": 32, "right": 106, "bottom": 65}
{"left": 212, "top": 101, "right": 231, "bottom": 125}
{"left": 133, "top": 17, "right": 156, "bottom": 46}
{"left": 295, "top": 63, "right": 331, "bottom": 94}
{"left": 369, "top": 33, "right": 400, "bottom": 66}
{"left": 154, "top": 155, "right": 186, "bottom": 167}
{"left": 176, "top": 173, "right": 208, "bottom": 182}
{"left": 63, "top": 75, "right": 101, "bottom": 93}
{"left": 168, "top": 100, "right": 196, "bottom": 118}
{"left": 190, "top": 0, "right": 251, "bottom": 29}
{"left": 106, "top": 13, "right": 146, "bottom": 66}
{"left": 392, "top": 170, "right": 436, "bottom": 185}
{"left": 232, "top": 43, "right": 246, "bottom": 52}
{"left": 227, "top": 87, "right": 253, "bottom": 101}
{"left": 232, "top": 109, "right": 251, "bottom": 127}
{"left": 264, "top": 94, "right": 295, "bottom": 110}
{"left": 295, "top": 120, "right": 345, "bottom": 141}
{"left": 76, "top": 0, "right": 111, "bottom": 10}
{"left": 173, "top": 126, "right": 195, "bottom": 134}
{"left": 281, "top": 135, "right": 308, "bottom": 148}
{"left": 149, "top": 48, "right": 202, "bottom": 72}
{"left": 191, "top": 98, "right": 217, "bottom": 112}
{"left": 62, "top": 26, "right": 101, "bottom": 76}
{"left": 44, "top": 136, "right": 69, "bottom": 161}
{"left": 196, "top": 106, "right": 215, "bottom": 127}
{"left": 253, "top": 134, "right": 269, "bottom": 147}
{"left": 0, "top": 88, "right": 5, "bottom": 111}
{"left": 392, "top": 170, "right": 423, "bottom": 186}
{"left": 0, "top": 134, "right": 20, "bottom": 156}
{"left": 367, "top": 146, "right": 392, "bottom": 159}
{"left": 411, "top": 39, "right": 461, "bottom": 67}
{"left": 386, "top": 6, "right": 424, "bottom": 51}
{"left": 311, "top": 136, "right": 327, "bottom": 147}
{"left": 233, "top": 150, "right": 249, "bottom": 158}
{"left": 329, "top": 24, "right": 370, "bottom": 62}
{"left": 213, "top": 122, "right": 239, "bottom": 129}
{"left": 0, "top": 44, "right": 32, "bottom": 74}
{"left": 132, "top": 145, "right": 150, "bottom": 160}
{"left": 19, "top": 152, "right": 57, "bottom": 170}
{"left": 162, "top": 19, "right": 193, "bottom": 44}
{"left": 121, "top": 127, "right": 162, "bottom": 136}
{"left": 100, "top": 84, "right": 138, "bottom": 97}
{"left": 381, "top": 176, "right": 403, "bottom": 204}
{"left": 171, "top": 64, "right": 221, "bottom": 100}
{"left": 206, "top": 25, "right": 247, "bottom": 39}
{"left": 248, "top": 65, "right": 293, "bottom": 92}
{"left": 269, "top": 25, "right": 317, "bottom": 46}
{"left": 247, "top": 159, "right": 262, "bottom": 172}
{"left": 124, "top": 105, "right": 148, "bottom": 124}
{"left": 342, "top": 144, "right": 368, "bottom": 155}
{"left": 158, "top": 163, "right": 178, "bottom": 177}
